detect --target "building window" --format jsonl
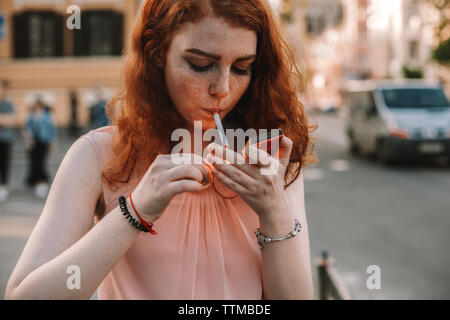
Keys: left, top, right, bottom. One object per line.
{"left": 409, "top": 40, "right": 419, "bottom": 61}
{"left": 306, "top": 15, "right": 325, "bottom": 35}
{"left": 74, "top": 10, "right": 123, "bottom": 56}
{"left": 13, "top": 11, "right": 63, "bottom": 58}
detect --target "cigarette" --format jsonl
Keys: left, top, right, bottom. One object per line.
{"left": 214, "top": 113, "right": 229, "bottom": 147}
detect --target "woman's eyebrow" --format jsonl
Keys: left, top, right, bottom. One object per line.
{"left": 185, "top": 48, "right": 257, "bottom": 62}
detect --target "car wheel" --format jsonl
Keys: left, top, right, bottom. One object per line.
{"left": 376, "top": 140, "right": 391, "bottom": 165}
{"left": 348, "top": 131, "right": 359, "bottom": 155}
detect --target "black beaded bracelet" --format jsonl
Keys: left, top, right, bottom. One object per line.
{"left": 118, "top": 196, "right": 150, "bottom": 233}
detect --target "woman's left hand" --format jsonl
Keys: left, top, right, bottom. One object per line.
{"left": 205, "top": 135, "right": 293, "bottom": 218}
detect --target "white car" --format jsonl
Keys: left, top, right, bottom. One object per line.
{"left": 344, "top": 79, "right": 450, "bottom": 164}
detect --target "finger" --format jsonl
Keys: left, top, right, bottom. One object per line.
{"left": 168, "top": 153, "right": 204, "bottom": 166}
{"left": 207, "top": 154, "right": 254, "bottom": 188}
{"left": 211, "top": 167, "right": 248, "bottom": 196}
{"left": 279, "top": 135, "right": 293, "bottom": 171}
{"left": 165, "top": 164, "right": 204, "bottom": 183}
{"left": 192, "top": 163, "right": 213, "bottom": 185}
{"left": 204, "top": 142, "right": 216, "bottom": 157}
{"left": 207, "top": 143, "right": 247, "bottom": 165}
{"left": 201, "top": 163, "right": 214, "bottom": 185}
{"left": 206, "top": 142, "right": 263, "bottom": 179}
{"left": 206, "top": 151, "right": 262, "bottom": 181}
{"left": 243, "top": 143, "right": 272, "bottom": 167}
{"left": 151, "top": 154, "right": 182, "bottom": 172}
{"left": 168, "top": 179, "right": 205, "bottom": 196}
{"left": 152, "top": 160, "right": 178, "bottom": 172}
{"left": 168, "top": 153, "right": 211, "bottom": 185}
{"left": 165, "top": 154, "right": 210, "bottom": 184}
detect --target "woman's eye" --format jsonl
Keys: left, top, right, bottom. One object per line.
{"left": 188, "top": 61, "right": 212, "bottom": 73}
{"left": 232, "top": 67, "right": 251, "bottom": 76}
{"left": 187, "top": 60, "right": 251, "bottom": 76}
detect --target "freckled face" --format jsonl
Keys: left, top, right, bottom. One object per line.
{"left": 163, "top": 15, "right": 257, "bottom": 131}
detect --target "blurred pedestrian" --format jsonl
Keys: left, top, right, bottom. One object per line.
{"left": 89, "top": 85, "right": 109, "bottom": 129}
{"left": 69, "top": 89, "right": 79, "bottom": 137}
{"left": 22, "top": 99, "right": 57, "bottom": 199}
{"left": 0, "top": 80, "right": 17, "bottom": 202}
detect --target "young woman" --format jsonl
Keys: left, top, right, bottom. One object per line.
{"left": 6, "top": 0, "right": 316, "bottom": 300}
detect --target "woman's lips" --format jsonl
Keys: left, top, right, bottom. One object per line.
{"left": 202, "top": 108, "right": 225, "bottom": 117}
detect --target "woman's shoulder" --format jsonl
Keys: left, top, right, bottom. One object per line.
{"left": 81, "top": 125, "right": 118, "bottom": 145}
{"left": 83, "top": 124, "right": 118, "bottom": 136}
{"left": 79, "top": 125, "right": 118, "bottom": 165}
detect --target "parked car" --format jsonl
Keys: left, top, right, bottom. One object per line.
{"left": 343, "top": 80, "right": 450, "bottom": 164}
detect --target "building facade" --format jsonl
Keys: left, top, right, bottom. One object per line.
{"left": 0, "top": 0, "right": 142, "bottom": 127}
{"left": 279, "top": 0, "right": 449, "bottom": 110}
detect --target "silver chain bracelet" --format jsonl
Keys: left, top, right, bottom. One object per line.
{"left": 254, "top": 218, "right": 302, "bottom": 250}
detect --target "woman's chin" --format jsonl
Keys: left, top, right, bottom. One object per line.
{"left": 192, "top": 118, "right": 216, "bottom": 131}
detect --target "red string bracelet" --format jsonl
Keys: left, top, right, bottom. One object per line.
{"left": 128, "top": 193, "right": 158, "bottom": 235}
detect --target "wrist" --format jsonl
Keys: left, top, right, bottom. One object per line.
{"left": 124, "top": 197, "right": 140, "bottom": 222}
{"left": 118, "top": 196, "right": 148, "bottom": 233}
{"left": 122, "top": 195, "right": 158, "bottom": 235}
{"left": 129, "top": 192, "right": 149, "bottom": 222}
{"left": 129, "top": 191, "right": 158, "bottom": 224}
{"left": 258, "top": 208, "right": 294, "bottom": 238}
{"left": 118, "top": 198, "right": 141, "bottom": 234}
{"left": 259, "top": 194, "right": 291, "bottom": 223}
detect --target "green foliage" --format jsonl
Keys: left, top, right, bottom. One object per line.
{"left": 431, "top": 38, "right": 450, "bottom": 66}
{"left": 402, "top": 65, "right": 424, "bottom": 79}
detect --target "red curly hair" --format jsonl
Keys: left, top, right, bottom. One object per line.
{"left": 103, "top": 0, "right": 317, "bottom": 195}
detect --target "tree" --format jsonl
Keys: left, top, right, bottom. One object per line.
{"left": 432, "top": 37, "right": 450, "bottom": 65}
{"left": 429, "top": 0, "right": 450, "bottom": 65}
{"left": 429, "top": 0, "right": 449, "bottom": 41}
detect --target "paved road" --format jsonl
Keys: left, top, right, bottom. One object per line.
{"left": 306, "top": 113, "right": 450, "bottom": 299}
{"left": 1, "top": 116, "right": 449, "bottom": 300}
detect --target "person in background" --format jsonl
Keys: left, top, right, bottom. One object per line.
{"left": 69, "top": 89, "right": 79, "bottom": 137}
{"left": 0, "top": 80, "right": 17, "bottom": 202}
{"left": 89, "top": 85, "right": 109, "bottom": 129}
{"left": 22, "top": 99, "right": 57, "bottom": 200}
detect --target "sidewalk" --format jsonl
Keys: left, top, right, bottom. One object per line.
{"left": 0, "top": 127, "right": 97, "bottom": 299}
{"left": 1, "top": 127, "right": 84, "bottom": 216}
{"left": 0, "top": 127, "right": 87, "bottom": 238}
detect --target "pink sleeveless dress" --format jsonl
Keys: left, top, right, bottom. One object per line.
{"left": 80, "top": 126, "right": 263, "bottom": 299}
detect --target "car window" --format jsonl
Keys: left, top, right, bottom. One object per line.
{"left": 381, "top": 88, "right": 450, "bottom": 109}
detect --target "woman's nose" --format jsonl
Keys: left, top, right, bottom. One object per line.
{"left": 209, "top": 70, "right": 230, "bottom": 99}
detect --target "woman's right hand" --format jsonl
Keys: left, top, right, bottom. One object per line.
{"left": 130, "top": 153, "right": 212, "bottom": 223}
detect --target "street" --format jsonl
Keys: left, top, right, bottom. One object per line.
{"left": 306, "top": 113, "right": 450, "bottom": 299}
{"left": 1, "top": 115, "right": 450, "bottom": 299}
